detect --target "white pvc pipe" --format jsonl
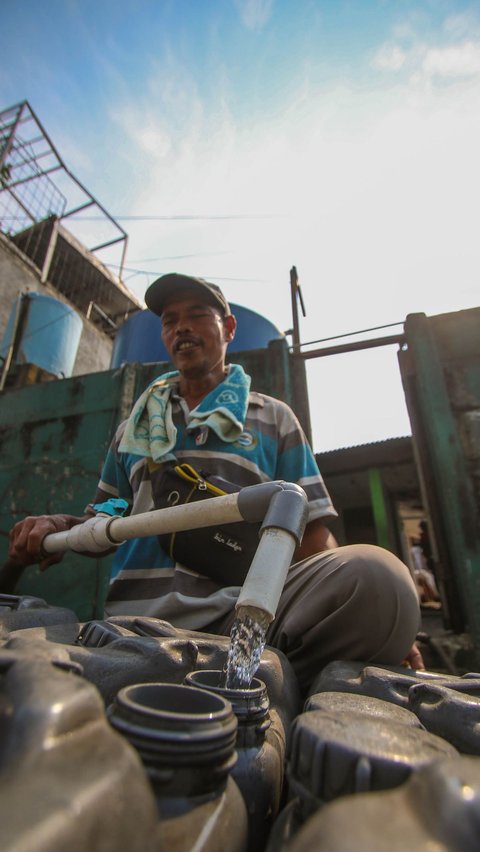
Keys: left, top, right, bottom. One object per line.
{"left": 42, "top": 493, "right": 244, "bottom": 554}
{"left": 235, "top": 527, "right": 297, "bottom": 621}
{"left": 42, "top": 490, "right": 300, "bottom": 624}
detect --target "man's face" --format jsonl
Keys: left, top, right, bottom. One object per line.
{"left": 160, "top": 290, "right": 235, "bottom": 379}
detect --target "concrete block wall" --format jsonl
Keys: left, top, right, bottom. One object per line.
{"left": 0, "top": 232, "right": 112, "bottom": 376}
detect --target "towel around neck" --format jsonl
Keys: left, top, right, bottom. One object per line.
{"left": 118, "top": 363, "right": 251, "bottom": 462}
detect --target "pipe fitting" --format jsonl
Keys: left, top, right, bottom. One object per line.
{"left": 237, "top": 480, "right": 308, "bottom": 535}
{"left": 236, "top": 481, "right": 286, "bottom": 522}
{"left": 259, "top": 485, "right": 309, "bottom": 545}
{"left": 43, "top": 516, "right": 121, "bottom": 555}
{"left": 71, "top": 516, "right": 122, "bottom": 551}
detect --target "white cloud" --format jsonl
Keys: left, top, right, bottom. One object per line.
{"left": 444, "top": 9, "right": 480, "bottom": 39}
{"left": 234, "top": 0, "right": 274, "bottom": 31}
{"left": 112, "top": 107, "right": 172, "bottom": 158}
{"left": 372, "top": 9, "right": 480, "bottom": 84}
{"left": 422, "top": 41, "right": 480, "bottom": 78}
{"left": 372, "top": 43, "right": 407, "bottom": 72}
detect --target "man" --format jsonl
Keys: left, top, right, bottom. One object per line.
{"left": 9, "top": 273, "right": 421, "bottom": 691}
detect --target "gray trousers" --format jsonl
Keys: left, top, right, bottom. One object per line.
{"left": 209, "top": 544, "right": 421, "bottom": 692}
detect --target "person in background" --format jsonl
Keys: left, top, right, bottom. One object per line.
{"left": 8, "top": 274, "right": 423, "bottom": 691}
{"left": 419, "top": 519, "right": 440, "bottom": 588}
{"left": 410, "top": 537, "right": 440, "bottom": 605}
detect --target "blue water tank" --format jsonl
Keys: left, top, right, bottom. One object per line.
{"left": 1, "top": 293, "right": 83, "bottom": 378}
{"left": 111, "top": 303, "right": 284, "bottom": 367}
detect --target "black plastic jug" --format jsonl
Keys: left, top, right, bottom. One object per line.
{"left": 267, "top": 705, "right": 457, "bottom": 850}
{"left": 287, "top": 755, "right": 480, "bottom": 851}
{"left": 108, "top": 681, "right": 248, "bottom": 852}
{"left": 185, "top": 669, "right": 284, "bottom": 852}
{"left": 0, "top": 653, "right": 159, "bottom": 852}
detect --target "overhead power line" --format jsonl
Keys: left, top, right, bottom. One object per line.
{"left": 66, "top": 213, "right": 287, "bottom": 221}
{"left": 104, "top": 262, "right": 269, "bottom": 284}
{"left": 127, "top": 251, "right": 232, "bottom": 263}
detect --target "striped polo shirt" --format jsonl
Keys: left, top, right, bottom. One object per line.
{"left": 90, "top": 384, "right": 337, "bottom": 627}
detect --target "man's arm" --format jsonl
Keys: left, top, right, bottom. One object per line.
{"left": 0, "top": 558, "right": 27, "bottom": 593}
{"left": 294, "top": 517, "right": 338, "bottom": 562}
{"left": 9, "top": 514, "right": 90, "bottom": 572}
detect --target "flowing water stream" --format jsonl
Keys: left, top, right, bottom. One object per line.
{"left": 223, "top": 604, "right": 271, "bottom": 689}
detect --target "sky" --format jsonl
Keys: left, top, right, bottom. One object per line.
{"left": 1, "top": 0, "right": 479, "bottom": 451}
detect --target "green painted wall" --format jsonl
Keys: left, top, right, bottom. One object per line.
{"left": 0, "top": 367, "right": 135, "bottom": 618}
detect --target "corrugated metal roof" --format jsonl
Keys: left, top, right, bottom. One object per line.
{"left": 317, "top": 435, "right": 412, "bottom": 457}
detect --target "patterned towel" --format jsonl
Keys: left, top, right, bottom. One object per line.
{"left": 118, "top": 364, "right": 251, "bottom": 462}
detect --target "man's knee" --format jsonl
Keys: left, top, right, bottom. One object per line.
{"left": 294, "top": 543, "right": 417, "bottom": 600}
{"left": 332, "top": 543, "right": 417, "bottom": 590}
{"left": 334, "top": 543, "right": 420, "bottom": 657}
{"left": 271, "top": 543, "right": 421, "bottom": 689}
{"left": 330, "top": 542, "right": 419, "bottom": 609}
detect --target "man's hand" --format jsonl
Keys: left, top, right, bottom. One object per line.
{"left": 9, "top": 514, "right": 86, "bottom": 572}
{"left": 404, "top": 642, "right": 426, "bottom": 671}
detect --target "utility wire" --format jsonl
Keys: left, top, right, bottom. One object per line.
{"left": 67, "top": 213, "right": 286, "bottom": 221}
{"left": 127, "top": 251, "right": 232, "bottom": 263}
{"left": 105, "top": 262, "right": 270, "bottom": 284}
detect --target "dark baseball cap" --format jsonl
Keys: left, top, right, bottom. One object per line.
{"left": 144, "top": 273, "right": 231, "bottom": 317}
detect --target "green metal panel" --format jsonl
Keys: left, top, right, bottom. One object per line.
{"left": 400, "top": 311, "right": 480, "bottom": 655}
{"left": 368, "top": 467, "right": 391, "bottom": 551}
{"left": 0, "top": 367, "right": 137, "bottom": 619}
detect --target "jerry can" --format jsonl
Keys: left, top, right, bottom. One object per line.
{"left": 185, "top": 669, "right": 284, "bottom": 851}
{"left": 287, "top": 755, "right": 480, "bottom": 851}
{"left": 108, "top": 681, "right": 248, "bottom": 852}
{"left": 0, "top": 652, "right": 159, "bottom": 852}
{"left": 267, "top": 701, "right": 457, "bottom": 849}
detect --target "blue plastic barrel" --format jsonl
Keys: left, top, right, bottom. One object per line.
{"left": 1, "top": 293, "right": 83, "bottom": 378}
